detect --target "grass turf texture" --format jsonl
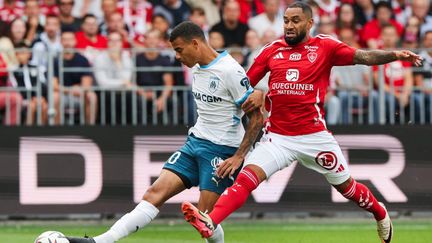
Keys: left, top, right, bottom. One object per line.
{"left": 4, "top": 218, "right": 431, "bottom": 243}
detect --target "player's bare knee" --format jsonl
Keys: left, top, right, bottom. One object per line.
{"left": 142, "top": 185, "right": 165, "bottom": 207}
{"left": 244, "top": 164, "right": 267, "bottom": 183}
{"left": 333, "top": 177, "right": 353, "bottom": 193}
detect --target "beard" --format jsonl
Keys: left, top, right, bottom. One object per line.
{"left": 284, "top": 29, "right": 307, "bottom": 46}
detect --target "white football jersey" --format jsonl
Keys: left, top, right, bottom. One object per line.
{"left": 189, "top": 51, "right": 253, "bottom": 147}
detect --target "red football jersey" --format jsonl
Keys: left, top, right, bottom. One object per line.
{"left": 248, "top": 34, "right": 356, "bottom": 136}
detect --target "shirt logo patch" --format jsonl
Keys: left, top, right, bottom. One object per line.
{"left": 286, "top": 69, "right": 299, "bottom": 82}
{"left": 273, "top": 52, "right": 284, "bottom": 59}
{"left": 209, "top": 75, "right": 220, "bottom": 93}
{"left": 289, "top": 53, "right": 301, "bottom": 61}
{"left": 307, "top": 52, "right": 318, "bottom": 63}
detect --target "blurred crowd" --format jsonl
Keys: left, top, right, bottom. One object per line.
{"left": 0, "top": 0, "right": 432, "bottom": 126}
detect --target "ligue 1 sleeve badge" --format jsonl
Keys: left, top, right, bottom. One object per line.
{"left": 307, "top": 52, "right": 317, "bottom": 63}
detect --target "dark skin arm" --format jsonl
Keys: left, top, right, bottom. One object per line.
{"left": 216, "top": 107, "right": 263, "bottom": 178}
{"left": 353, "top": 49, "right": 422, "bottom": 66}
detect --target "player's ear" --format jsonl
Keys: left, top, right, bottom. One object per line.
{"left": 191, "top": 38, "right": 200, "bottom": 50}
{"left": 307, "top": 18, "right": 314, "bottom": 30}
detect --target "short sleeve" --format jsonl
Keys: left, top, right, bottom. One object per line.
{"left": 226, "top": 66, "right": 254, "bottom": 106}
{"left": 330, "top": 39, "right": 356, "bottom": 66}
{"left": 247, "top": 48, "right": 270, "bottom": 87}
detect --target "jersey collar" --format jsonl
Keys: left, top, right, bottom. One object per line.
{"left": 200, "top": 50, "right": 228, "bottom": 69}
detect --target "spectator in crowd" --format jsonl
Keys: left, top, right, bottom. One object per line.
{"left": 54, "top": 30, "right": 98, "bottom": 125}
{"left": 353, "top": 0, "right": 375, "bottom": 27}
{"left": 373, "top": 24, "right": 414, "bottom": 123}
{"left": 314, "top": 0, "right": 339, "bottom": 20}
{"left": 135, "top": 13, "right": 171, "bottom": 48}
{"left": 94, "top": 31, "right": 135, "bottom": 124}
{"left": 59, "top": 0, "right": 82, "bottom": 32}
{"left": 333, "top": 28, "right": 378, "bottom": 124}
{"left": 9, "top": 42, "right": 49, "bottom": 125}
{"left": 338, "top": 27, "right": 361, "bottom": 48}
{"left": 248, "top": 0, "right": 283, "bottom": 38}
{"left": 118, "top": 0, "right": 153, "bottom": 37}
{"left": 153, "top": 0, "right": 191, "bottom": 28}
{"left": 104, "top": 12, "right": 131, "bottom": 48}
{"left": 136, "top": 29, "right": 173, "bottom": 123}
{"left": 402, "top": 16, "right": 421, "bottom": 49}
{"left": 237, "top": 0, "right": 265, "bottom": 25}
{"left": 336, "top": 3, "right": 361, "bottom": 39}
{"left": 75, "top": 14, "right": 108, "bottom": 63}
{"left": 0, "top": 54, "right": 22, "bottom": 125}
{"left": 413, "top": 31, "right": 432, "bottom": 123}
{"left": 0, "top": 19, "right": 17, "bottom": 68}
{"left": 244, "top": 29, "right": 261, "bottom": 68}
{"left": 185, "top": 0, "right": 221, "bottom": 27}
{"left": 210, "top": 0, "right": 249, "bottom": 47}
{"left": 31, "top": 14, "right": 62, "bottom": 68}
{"left": 260, "top": 28, "right": 278, "bottom": 45}
{"left": 228, "top": 45, "right": 245, "bottom": 66}
{"left": 0, "top": 18, "right": 28, "bottom": 68}
{"left": 208, "top": 30, "right": 225, "bottom": 50}
{"left": 94, "top": 31, "right": 133, "bottom": 89}
{"left": 72, "top": 0, "right": 103, "bottom": 20}
{"left": 411, "top": 0, "right": 432, "bottom": 38}
{"left": 317, "top": 14, "right": 337, "bottom": 38}
{"left": 40, "top": 0, "right": 60, "bottom": 16}
{"left": 360, "top": 1, "right": 404, "bottom": 49}
{"left": 23, "top": 0, "right": 45, "bottom": 44}
{"left": 189, "top": 7, "right": 209, "bottom": 37}
{"left": 0, "top": 0, "right": 24, "bottom": 22}
{"left": 99, "top": 0, "right": 120, "bottom": 36}
{"left": 389, "top": 0, "right": 412, "bottom": 26}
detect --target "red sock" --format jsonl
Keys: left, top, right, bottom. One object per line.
{"left": 209, "top": 167, "right": 260, "bottom": 224}
{"left": 341, "top": 179, "right": 387, "bottom": 220}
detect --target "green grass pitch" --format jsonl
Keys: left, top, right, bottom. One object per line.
{"left": 3, "top": 218, "right": 431, "bottom": 243}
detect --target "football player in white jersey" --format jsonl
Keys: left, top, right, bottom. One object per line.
{"left": 66, "top": 22, "right": 264, "bottom": 243}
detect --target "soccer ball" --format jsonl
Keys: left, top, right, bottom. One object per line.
{"left": 34, "top": 231, "right": 69, "bottom": 243}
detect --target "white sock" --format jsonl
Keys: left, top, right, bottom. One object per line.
{"left": 206, "top": 224, "right": 224, "bottom": 243}
{"left": 93, "top": 200, "right": 159, "bottom": 243}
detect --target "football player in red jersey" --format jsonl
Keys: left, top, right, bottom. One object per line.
{"left": 182, "top": 2, "right": 422, "bottom": 243}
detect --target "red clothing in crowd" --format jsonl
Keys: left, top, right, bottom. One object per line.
{"left": 0, "top": 2, "right": 24, "bottom": 22}
{"left": 360, "top": 19, "right": 404, "bottom": 46}
{"left": 75, "top": 32, "right": 108, "bottom": 49}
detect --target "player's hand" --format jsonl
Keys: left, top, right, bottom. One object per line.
{"left": 242, "top": 90, "right": 264, "bottom": 113}
{"left": 216, "top": 154, "right": 244, "bottom": 179}
{"left": 395, "top": 50, "right": 423, "bottom": 66}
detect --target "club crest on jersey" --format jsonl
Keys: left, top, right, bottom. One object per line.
{"left": 307, "top": 52, "right": 318, "bottom": 63}
{"left": 286, "top": 69, "right": 299, "bottom": 82}
{"left": 315, "top": 151, "right": 338, "bottom": 170}
{"left": 209, "top": 75, "right": 220, "bottom": 93}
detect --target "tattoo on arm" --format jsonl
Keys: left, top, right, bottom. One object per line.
{"left": 353, "top": 49, "right": 397, "bottom": 66}
{"left": 235, "top": 108, "right": 263, "bottom": 158}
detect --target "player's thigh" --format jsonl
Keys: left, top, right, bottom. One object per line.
{"left": 143, "top": 169, "right": 186, "bottom": 207}
{"left": 162, "top": 138, "right": 200, "bottom": 189}
{"left": 244, "top": 133, "right": 296, "bottom": 179}
{"left": 195, "top": 140, "right": 239, "bottom": 195}
{"left": 296, "top": 131, "right": 350, "bottom": 185}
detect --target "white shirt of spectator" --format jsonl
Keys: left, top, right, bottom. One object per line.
{"left": 93, "top": 51, "right": 133, "bottom": 88}
{"left": 189, "top": 50, "right": 253, "bottom": 147}
{"left": 248, "top": 11, "right": 284, "bottom": 38}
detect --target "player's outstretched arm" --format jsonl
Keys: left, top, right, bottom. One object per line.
{"left": 353, "top": 49, "right": 423, "bottom": 67}
{"left": 216, "top": 107, "right": 263, "bottom": 179}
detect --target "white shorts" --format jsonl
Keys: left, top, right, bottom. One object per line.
{"left": 245, "top": 131, "right": 350, "bottom": 185}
